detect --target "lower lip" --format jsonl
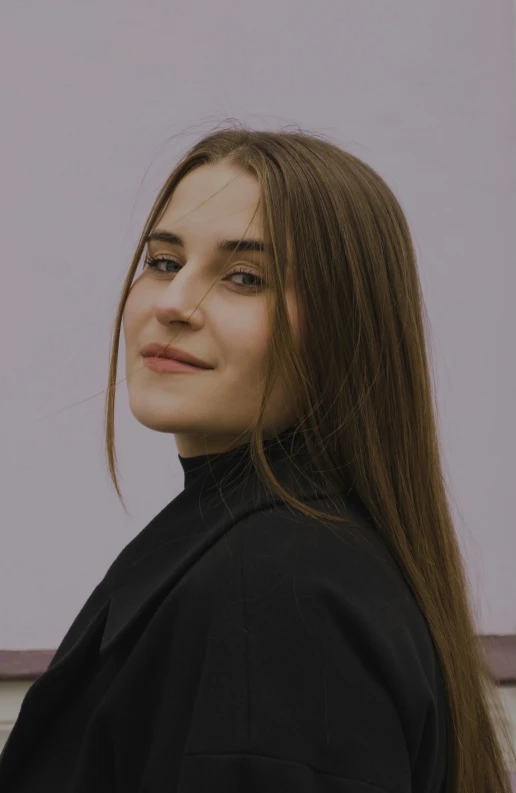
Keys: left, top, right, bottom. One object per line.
{"left": 143, "top": 356, "right": 209, "bottom": 373}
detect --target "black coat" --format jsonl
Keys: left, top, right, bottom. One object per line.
{"left": 0, "top": 430, "right": 447, "bottom": 792}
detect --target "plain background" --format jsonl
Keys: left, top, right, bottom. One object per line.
{"left": 0, "top": 0, "right": 515, "bottom": 651}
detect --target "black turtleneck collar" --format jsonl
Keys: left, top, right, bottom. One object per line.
{"left": 177, "top": 423, "right": 307, "bottom": 493}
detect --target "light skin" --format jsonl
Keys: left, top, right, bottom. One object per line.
{"left": 122, "top": 161, "right": 301, "bottom": 458}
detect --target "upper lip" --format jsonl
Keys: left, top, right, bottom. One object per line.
{"left": 141, "top": 343, "right": 213, "bottom": 369}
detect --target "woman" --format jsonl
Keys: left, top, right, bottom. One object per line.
{"left": 0, "top": 123, "right": 513, "bottom": 792}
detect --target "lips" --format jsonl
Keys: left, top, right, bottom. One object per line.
{"left": 140, "top": 343, "right": 213, "bottom": 369}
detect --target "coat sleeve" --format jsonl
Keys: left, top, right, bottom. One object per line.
{"left": 171, "top": 514, "right": 444, "bottom": 793}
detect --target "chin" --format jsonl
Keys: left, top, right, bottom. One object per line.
{"left": 133, "top": 416, "right": 180, "bottom": 434}
{"left": 127, "top": 398, "right": 213, "bottom": 436}
{"left": 127, "top": 392, "right": 179, "bottom": 434}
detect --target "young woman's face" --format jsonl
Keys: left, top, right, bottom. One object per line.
{"left": 123, "top": 161, "right": 301, "bottom": 458}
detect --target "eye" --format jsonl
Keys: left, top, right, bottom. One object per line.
{"left": 143, "top": 255, "right": 265, "bottom": 292}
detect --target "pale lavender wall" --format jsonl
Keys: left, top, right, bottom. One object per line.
{"left": 0, "top": 0, "right": 515, "bottom": 650}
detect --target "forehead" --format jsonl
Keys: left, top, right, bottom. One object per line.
{"left": 158, "top": 163, "right": 264, "bottom": 238}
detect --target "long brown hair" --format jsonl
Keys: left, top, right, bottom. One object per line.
{"left": 103, "top": 121, "right": 515, "bottom": 792}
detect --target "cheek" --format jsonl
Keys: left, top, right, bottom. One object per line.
{"left": 121, "top": 298, "right": 135, "bottom": 342}
{"left": 224, "top": 309, "right": 270, "bottom": 369}
{"left": 225, "top": 295, "right": 301, "bottom": 371}
{"left": 122, "top": 281, "right": 146, "bottom": 337}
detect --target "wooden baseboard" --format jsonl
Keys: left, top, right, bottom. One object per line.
{"left": 0, "top": 635, "right": 515, "bottom": 684}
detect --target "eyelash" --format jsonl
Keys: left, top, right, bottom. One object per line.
{"left": 144, "top": 255, "right": 265, "bottom": 292}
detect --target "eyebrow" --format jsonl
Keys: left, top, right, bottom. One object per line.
{"left": 146, "top": 229, "right": 271, "bottom": 255}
